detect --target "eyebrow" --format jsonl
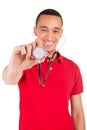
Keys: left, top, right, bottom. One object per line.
{"left": 40, "top": 26, "right": 61, "bottom": 30}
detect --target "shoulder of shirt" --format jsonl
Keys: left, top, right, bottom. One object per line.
{"left": 59, "top": 53, "right": 80, "bottom": 69}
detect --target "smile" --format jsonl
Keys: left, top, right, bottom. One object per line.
{"left": 45, "top": 42, "right": 53, "bottom": 45}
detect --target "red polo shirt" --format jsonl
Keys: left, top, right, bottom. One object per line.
{"left": 18, "top": 53, "right": 83, "bottom": 130}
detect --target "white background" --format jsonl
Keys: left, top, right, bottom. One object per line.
{"left": 0, "top": 0, "right": 87, "bottom": 129}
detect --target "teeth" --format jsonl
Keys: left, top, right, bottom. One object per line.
{"left": 45, "top": 42, "right": 53, "bottom": 45}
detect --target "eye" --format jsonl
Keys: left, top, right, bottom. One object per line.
{"left": 41, "top": 28, "right": 47, "bottom": 32}
{"left": 53, "top": 30, "right": 60, "bottom": 33}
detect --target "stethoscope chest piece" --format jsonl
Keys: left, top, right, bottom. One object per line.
{"left": 32, "top": 46, "right": 47, "bottom": 60}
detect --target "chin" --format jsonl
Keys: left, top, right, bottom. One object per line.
{"left": 47, "top": 49, "right": 56, "bottom": 53}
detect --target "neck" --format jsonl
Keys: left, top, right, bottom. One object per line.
{"left": 47, "top": 50, "right": 57, "bottom": 61}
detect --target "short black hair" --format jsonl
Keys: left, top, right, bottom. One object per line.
{"left": 35, "top": 9, "right": 63, "bottom": 26}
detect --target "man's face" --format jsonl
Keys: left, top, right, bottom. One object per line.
{"left": 34, "top": 15, "right": 63, "bottom": 53}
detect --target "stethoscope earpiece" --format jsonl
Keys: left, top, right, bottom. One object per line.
{"left": 57, "top": 35, "right": 66, "bottom": 51}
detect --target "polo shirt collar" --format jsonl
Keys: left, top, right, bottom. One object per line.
{"left": 57, "top": 52, "right": 63, "bottom": 63}
{"left": 46, "top": 51, "right": 63, "bottom": 63}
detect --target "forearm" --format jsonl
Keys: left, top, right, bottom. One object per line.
{"left": 2, "top": 66, "right": 22, "bottom": 85}
{"left": 72, "top": 111, "right": 86, "bottom": 130}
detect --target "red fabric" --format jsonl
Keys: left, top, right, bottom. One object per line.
{"left": 18, "top": 54, "right": 83, "bottom": 130}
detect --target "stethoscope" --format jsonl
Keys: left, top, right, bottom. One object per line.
{"left": 32, "top": 47, "right": 58, "bottom": 87}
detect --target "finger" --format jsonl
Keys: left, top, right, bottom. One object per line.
{"left": 27, "top": 42, "right": 37, "bottom": 59}
{"left": 14, "top": 45, "right": 26, "bottom": 55}
{"left": 35, "top": 38, "right": 44, "bottom": 47}
{"left": 25, "top": 44, "right": 32, "bottom": 60}
{"left": 32, "top": 41, "right": 37, "bottom": 49}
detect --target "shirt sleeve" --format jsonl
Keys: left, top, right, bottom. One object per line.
{"left": 71, "top": 64, "right": 84, "bottom": 95}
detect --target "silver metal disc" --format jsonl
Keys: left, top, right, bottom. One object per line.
{"left": 32, "top": 46, "right": 46, "bottom": 60}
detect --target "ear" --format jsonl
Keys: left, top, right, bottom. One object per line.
{"left": 34, "top": 27, "right": 37, "bottom": 36}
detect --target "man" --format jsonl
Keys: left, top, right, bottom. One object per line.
{"left": 2, "top": 9, "right": 85, "bottom": 130}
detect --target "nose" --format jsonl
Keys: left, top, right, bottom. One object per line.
{"left": 46, "top": 31, "right": 54, "bottom": 41}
